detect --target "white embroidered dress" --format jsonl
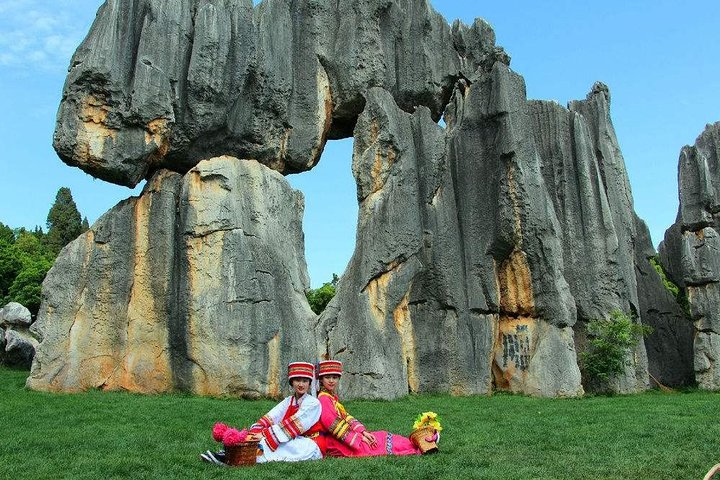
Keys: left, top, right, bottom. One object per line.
{"left": 249, "top": 393, "right": 322, "bottom": 463}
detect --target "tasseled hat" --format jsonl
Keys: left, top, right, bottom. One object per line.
{"left": 318, "top": 360, "right": 343, "bottom": 377}
{"left": 287, "top": 361, "right": 315, "bottom": 381}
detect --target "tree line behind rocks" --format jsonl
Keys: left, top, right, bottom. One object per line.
{"left": 0, "top": 187, "right": 88, "bottom": 316}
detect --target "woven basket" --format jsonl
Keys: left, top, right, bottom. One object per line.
{"left": 410, "top": 426, "right": 439, "bottom": 454}
{"left": 224, "top": 440, "right": 260, "bottom": 466}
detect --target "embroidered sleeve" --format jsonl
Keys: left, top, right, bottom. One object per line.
{"left": 318, "top": 393, "right": 362, "bottom": 448}
{"left": 249, "top": 397, "right": 289, "bottom": 435}
{"left": 346, "top": 414, "right": 366, "bottom": 434}
{"left": 263, "top": 395, "right": 321, "bottom": 451}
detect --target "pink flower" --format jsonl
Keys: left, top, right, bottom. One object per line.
{"left": 212, "top": 422, "right": 229, "bottom": 442}
{"left": 223, "top": 428, "right": 248, "bottom": 447}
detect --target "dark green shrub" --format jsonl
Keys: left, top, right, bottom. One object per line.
{"left": 649, "top": 256, "right": 680, "bottom": 297}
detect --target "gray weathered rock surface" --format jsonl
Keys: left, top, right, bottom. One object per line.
{"left": 54, "top": 0, "right": 502, "bottom": 187}
{"left": 634, "top": 216, "right": 694, "bottom": 387}
{"left": 527, "top": 84, "right": 674, "bottom": 392}
{"left": 317, "top": 67, "right": 590, "bottom": 399}
{"left": 28, "top": 157, "right": 315, "bottom": 396}
{"left": 4, "top": 329, "right": 37, "bottom": 369}
{"left": 660, "top": 122, "right": 720, "bottom": 390}
{"left": 37, "top": 0, "right": 706, "bottom": 398}
{"left": 0, "top": 302, "right": 32, "bottom": 327}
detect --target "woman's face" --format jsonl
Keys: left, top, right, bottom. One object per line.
{"left": 290, "top": 377, "right": 311, "bottom": 396}
{"left": 320, "top": 374, "right": 340, "bottom": 393}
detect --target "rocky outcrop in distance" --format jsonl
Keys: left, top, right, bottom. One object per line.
{"left": 1, "top": 302, "right": 37, "bottom": 369}
{"left": 659, "top": 122, "right": 720, "bottom": 390}
{"left": 33, "top": 0, "right": 706, "bottom": 398}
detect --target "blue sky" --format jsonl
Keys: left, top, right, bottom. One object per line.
{"left": 0, "top": 1, "right": 718, "bottom": 287}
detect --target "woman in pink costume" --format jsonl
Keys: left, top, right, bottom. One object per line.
{"left": 315, "top": 360, "right": 421, "bottom": 457}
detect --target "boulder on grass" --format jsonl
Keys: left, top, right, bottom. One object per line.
{"left": 4, "top": 329, "right": 37, "bottom": 369}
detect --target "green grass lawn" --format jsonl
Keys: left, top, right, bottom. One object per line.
{"left": 1, "top": 366, "right": 718, "bottom": 479}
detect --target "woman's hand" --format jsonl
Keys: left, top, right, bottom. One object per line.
{"left": 361, "top": 431, "right": 377, "bottom": 448}
{"left": 246, "top": 433, "right": 261, "bottom": 442}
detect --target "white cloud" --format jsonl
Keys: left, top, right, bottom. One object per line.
{"left": 0, "top": 0, "right": 103, "bottom": 73}
{"left": 0, "top": 52, "right": 18, "bottom": 66}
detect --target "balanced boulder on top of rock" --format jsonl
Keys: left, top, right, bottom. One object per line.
{"left": 54, "top": 0, "right": 504, "bottom": 187}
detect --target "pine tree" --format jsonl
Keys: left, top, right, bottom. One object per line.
{"left": 0, "top": 222, "right": 14, "bottom": 244}
{"left": 45, "top": 187, "right": 83, "bottom": 256}
{"left": 81, "top": 217, "right": 90, "bottom": 232}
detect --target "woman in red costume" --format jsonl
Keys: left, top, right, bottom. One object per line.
{"left": 314, "top": 360, "right": 421, "bottom": 457}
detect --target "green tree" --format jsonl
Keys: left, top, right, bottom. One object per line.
{"left": 2, "top": 232, "right": 54, "bottom": 314}
{"left": 7, "top": 256, "right": 52, "bottom": 314}
{"left": 0, "top": 221, "right": 14, "bottom": 244}
{"left": 0, "top": 239, "right": 22, "bottom": 300}
{"left": 581, "top": 310, "right": 653, "bottom": 387}
{"left": 306, "top": 275, "right": 338, "bottom": 315}
{"left": 45, "top": 187, "right": 83, "bottom": 256}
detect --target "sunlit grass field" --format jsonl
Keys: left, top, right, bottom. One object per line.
{"left": 1, "top": 366, "right": 718, "bottom": 479}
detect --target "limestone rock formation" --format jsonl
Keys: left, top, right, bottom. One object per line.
{"left": 36, "top": 0, "right": 702, "bottom": 398}
{"left": 634, "top": 216, "right": 694, "bottom": 387}
{"left": 317, "top": 73, "right": 683, "bottom": 399}
{"left": 54, "top": 0, "right": 503, "bottom": 187}
{"left": 0, "top": 302, "right": 32, "bottom": 326}
{"left": 1, "top": 302, "right": 38, "bottom": 369}
{"left": 527, "top": 85, "right": 654, "bottom": 392}
{"left": 4, "top": 329, "right": 37, "bottom": 369}
{"left": 28, "top": 157, "right": 315, "bottom": 396}
{"left": 659, "top": 122, "right": 720, "bottom": 390}
{"left": 320, "top": 74, "right": 552, "bottom": 397}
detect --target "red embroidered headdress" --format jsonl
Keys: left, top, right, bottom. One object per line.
{"left": 318, "top": 360, "right": 343, "bottom": 377}
{"left": 287, "top": 361, "right": 315, "bottom": 381}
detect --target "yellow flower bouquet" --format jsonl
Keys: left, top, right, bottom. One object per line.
{"left": 412, "top": 411, "right": 443, "bottom": 432}
{"left": 410, "top": 411, "right": 441, "bottom": 454}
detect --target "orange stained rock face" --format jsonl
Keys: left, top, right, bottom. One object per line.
{"left": 492, "top": 316, "right": 536, "bottom": 391}
{"left": 183, "top": 233, "right": 224, "bottom": 396}
{"left": 369, "top": 145, "right": 396, "bottom": 194}
{"left": 366, "top": 271, "right": 391, "bottom": 329}
{"left": 272, "top": 129, "right": 291, "bottom": 172}
{"left": 308, "top": 64, "right": 334, "bottom": 169}
{"left": 145, "top": 118, "right": 170, "bottom": 166}
{"left": 393, "top": 291, "right": 418, "bottom": 392}
{"left": 266, "top": 332, "right": 281, "bottom": 398}
{"left": 75, "top": 95, "right": 117, "bottom": 163}
{"left": 498, "top": 249, "right": 535, "bottom": 316}
{"left": 120, "top": 192, "right": 171, "bottom": 393}
{"left": 365, "top": 259, "right": 402, "bottom": 329}
{"left": 368, "top": 119, "right": 380, "bottom": 146}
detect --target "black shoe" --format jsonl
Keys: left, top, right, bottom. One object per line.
{"left": 200, "top": 450, "right": 227, "bottom": 466}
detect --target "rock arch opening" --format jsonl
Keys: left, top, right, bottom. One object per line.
{"left": 287, "top": 138, "right": 357, "bottom": 288}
